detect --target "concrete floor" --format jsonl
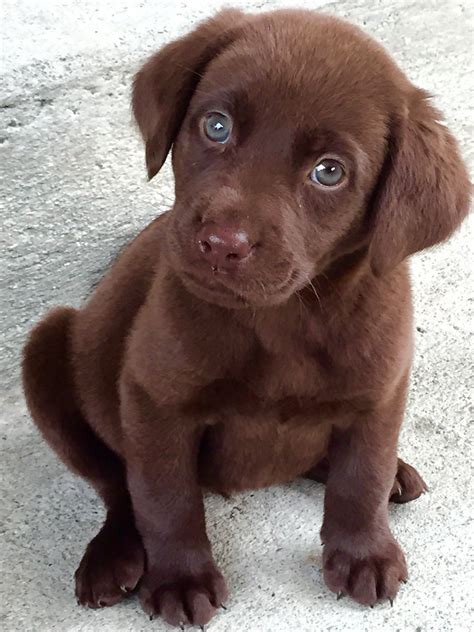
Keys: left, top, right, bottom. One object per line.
{"left": 1, "top": 0, "right": 473, "bottom": 630}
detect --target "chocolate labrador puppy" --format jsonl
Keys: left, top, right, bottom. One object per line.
{"left": 23, "top": 8, "right": 470, "bottom": 628}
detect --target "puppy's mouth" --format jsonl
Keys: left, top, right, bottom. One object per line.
{"left": 165, "top": 212, "right": 305, "bottom": 308}
{"left": 180, "top": 267, "right": 301, "bottom": 308}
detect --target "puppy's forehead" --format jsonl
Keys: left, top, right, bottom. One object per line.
{"left": 198, "top": 13, "right": 405, "bottom": 141}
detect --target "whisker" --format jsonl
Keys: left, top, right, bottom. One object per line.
{"left": 306, "top": 275, "right": 322, "bottom": 310}
{"left": 192, "top": 86, "right": 235, "bottom": 108}
{"left": 169, "top": 62, "right": 235, "bottom": 108}
{"left": 172, "top": 61, "right": 207, "bottom": 81}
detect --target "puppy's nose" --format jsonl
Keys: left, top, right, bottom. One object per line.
{"left": 196, "top": 223, "right": 253, "bottom": 271}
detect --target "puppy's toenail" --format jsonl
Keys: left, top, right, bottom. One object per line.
{"left": 389, "top": 598, "right": 394, "bottom": 607}
{"left": 337, "top": 591, "right": 344, "bottom": 600}
{"left": 220, "top": 603, "right": 227, "bottom": 610}
{"left": 149, "top": 614, "right": 154, "bottom": 621}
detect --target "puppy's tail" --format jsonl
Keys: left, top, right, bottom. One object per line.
{"left": 23, "top": 307, "right": 126, "bottom": 499}
{"left": 22, "top": 307, "right": 88, "bottom": 474}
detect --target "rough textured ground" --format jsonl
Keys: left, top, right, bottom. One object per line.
{"left": 1, "top": 1, "right": 473, "bottom": 631}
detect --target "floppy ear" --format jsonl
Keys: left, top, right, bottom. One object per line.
{"left": 132, "top": 9, "right": 245, "bottom": 180}
{"left": 369, "top": 90, "right": 471, "bottom": 276}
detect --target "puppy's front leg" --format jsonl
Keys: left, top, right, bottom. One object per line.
{"left": 321, "top": 381, "right": 408, "bottom": 606}
{"left": 121, "top": 377, "right": 227, "bottom": 628}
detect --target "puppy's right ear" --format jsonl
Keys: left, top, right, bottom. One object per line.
{"left": 132, "top": 9, "right": 245, "bottom": 180}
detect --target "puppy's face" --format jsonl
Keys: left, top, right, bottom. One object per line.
{"left": 133, "top": 11, "right": 470, "bottom": 308}
{"left": 167, "top": 18, "right": 391, "bottom": 308}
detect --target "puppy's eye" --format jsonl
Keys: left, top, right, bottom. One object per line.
{"left": 310, "top": 159, "right": 345, "bottom": 187}
{"left": 202, "top": 112, "right": 232, "bottom": 144}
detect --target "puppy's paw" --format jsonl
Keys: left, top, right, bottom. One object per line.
{"left": 323, "top": 536, "right": 407, "bottom": 606}
{"left": 75, "top": 519, "right": 145, "bottom": 608}
{"left": 140, "top": 563, "right": 228, "bottom": 627}
{"left": 390, "top": 458, "right": 428, "bottom": 503}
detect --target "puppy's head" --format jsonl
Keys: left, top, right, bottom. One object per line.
{"left": 133, "top": 9, "right": 470, "bottom": 308}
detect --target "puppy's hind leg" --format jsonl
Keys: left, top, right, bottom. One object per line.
{"left": 389, "top": 458, "right": 428, "bottom": 504}
{"left": 305, "top": 456, "right": 427, "bottom": 504}
{"left": 22, "top": 307, "right": 145, "bottom": 608}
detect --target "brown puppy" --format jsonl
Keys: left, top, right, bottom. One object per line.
{"left": 22, "top": 8, "right": 470, "bottom": 628}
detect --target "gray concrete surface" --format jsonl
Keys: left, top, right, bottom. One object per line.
{"left": 1, "top": 1, "right": 473, "bottom": 630}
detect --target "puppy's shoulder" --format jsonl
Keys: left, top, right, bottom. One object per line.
{"left": 73, "top": 211, "right": 170, "bottom": 346}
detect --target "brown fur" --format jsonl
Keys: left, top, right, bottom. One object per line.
{"left": 22, "top": 9, "right": 469, "bottom": 626}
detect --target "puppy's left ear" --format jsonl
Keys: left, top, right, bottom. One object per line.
{"left": 369, "top": 90, "right": 471, "bottom": 276}
{"left": 132, "top": 9, "right": 246, "bottom": 180}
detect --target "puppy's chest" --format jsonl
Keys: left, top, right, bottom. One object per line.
{"left": 246, "top": 336, "right": 335, "bottom": 400}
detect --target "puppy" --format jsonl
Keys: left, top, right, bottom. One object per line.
{"left": 22, "top": 8, "right": 470, "bottom": 627}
